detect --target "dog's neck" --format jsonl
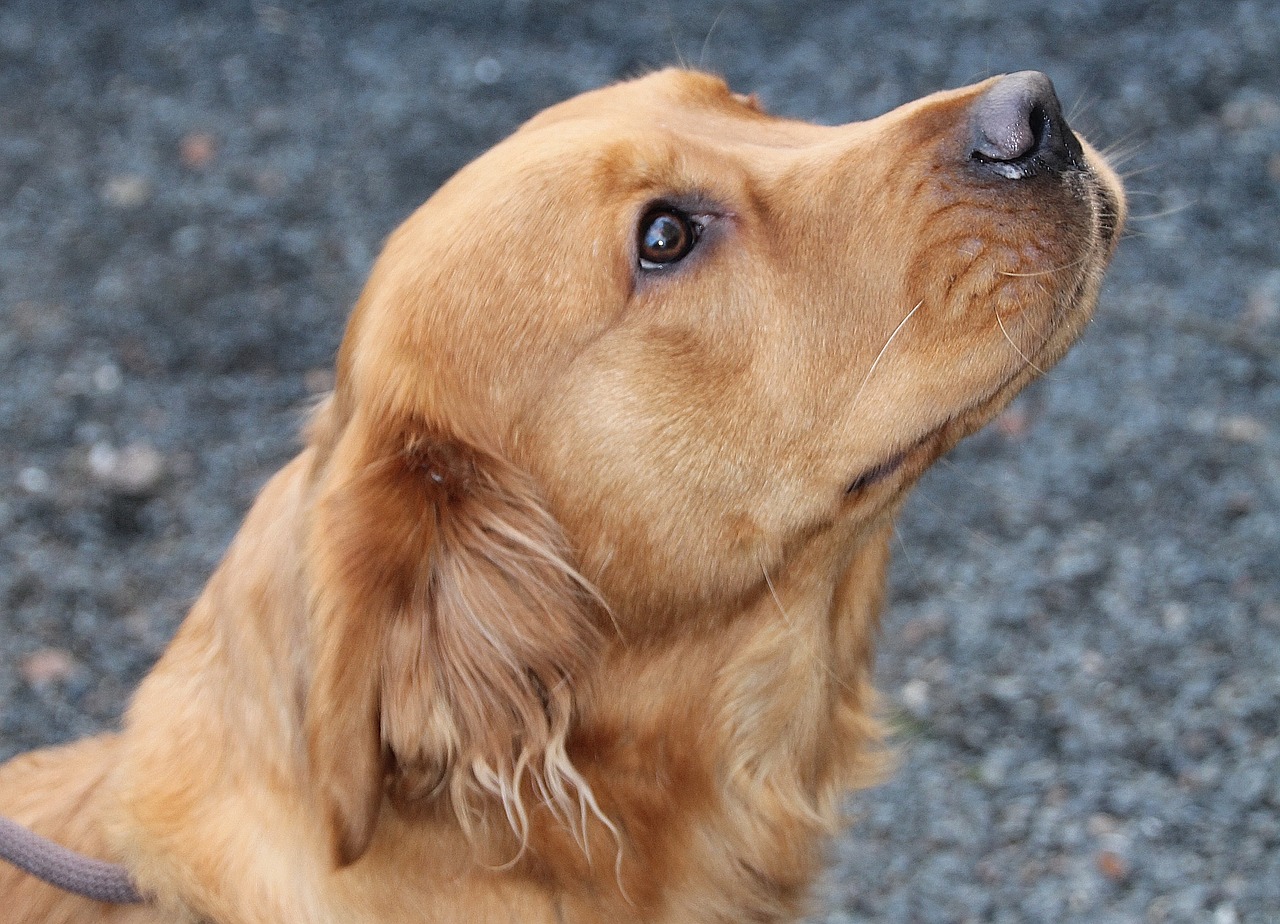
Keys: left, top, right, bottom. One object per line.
{"left": 563, "top": 519, "right": 893, "bottom": 919}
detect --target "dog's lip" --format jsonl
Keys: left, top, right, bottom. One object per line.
{"left": 844, "top": 448, "right": 911, "bottom": 495}
{"left": 843, "top": 429, "right": 940, "bottom": 496}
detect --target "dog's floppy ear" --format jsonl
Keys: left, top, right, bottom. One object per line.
{"left": 303, "top": 410, "right": 601, "bottom": 866}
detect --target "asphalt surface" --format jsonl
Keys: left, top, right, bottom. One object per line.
{"left": 1, "top": 2, "right": 1277, "bottom": 922}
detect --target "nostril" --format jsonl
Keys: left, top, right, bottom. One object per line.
{"left": 969, "top": 71, "right": 1083, "bottom": 179}
{"left": 1028, "top": 103, "right": 1049, "bottom": 149}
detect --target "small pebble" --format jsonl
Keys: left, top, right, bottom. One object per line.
{"left": 1095, "top": 849, "right": 1130, "bottom": 882}
{"left": 1218, "top": 415, "right": 1265, "bottom": 443}
{"left": 100, "top": 174, "right": 151, "bottom": 208}
{"left": 474, "top": 56, "right": 503, "bottom": 85}
{"left": 88, "top": 442, "right": 166, "bottom": 496}
{"left": 20, "top": 648, "right": 76, "bottom": 687}
{"left": 996, "top": 404, "right": 1031, "bottom": 438}
{"left": 899, "top": 679, "right": 930, "bottom": 715}
{"left": 17, "top": 466, "right": 51, "bottom": 493}
{"left": 93, "top": 363, "right": 123, "bottom": 392}
{"left": 179, "top": 131, "right": 217, "bottom": 169}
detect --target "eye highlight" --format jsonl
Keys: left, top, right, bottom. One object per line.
{"left": 637, "top": 206, "right": 701, "bottom": 269}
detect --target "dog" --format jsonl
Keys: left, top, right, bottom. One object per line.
{"left": 0, "top": 68, "right": 1123, "bottom": 923}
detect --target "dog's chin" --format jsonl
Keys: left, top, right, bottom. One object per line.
{"left": 841, "top": 293, "right": 1098, "bottom": 508}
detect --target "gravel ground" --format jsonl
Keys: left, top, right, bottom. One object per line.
{"left": 1, "top": 2, "right": 1277, "bottom": 922}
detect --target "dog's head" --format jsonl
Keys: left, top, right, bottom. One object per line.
{"left": 301, "top": 69, "right": 1124, "bottom": 863}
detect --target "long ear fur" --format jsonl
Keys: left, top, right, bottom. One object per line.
{"left": 303, "top": 414, "right": 602, "bottom": 866}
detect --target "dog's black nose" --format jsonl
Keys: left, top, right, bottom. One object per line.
{"left": 969, "top": 71, "right": 1083, "bottom": 178}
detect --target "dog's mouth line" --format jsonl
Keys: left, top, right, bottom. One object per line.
{"left": 841, "top": 358, "right": 1041, "bottom": 498}
{"left": 842, "top": 423, "right": 949, "bottom": 496}
{"left": 844, "top": 448, "right": 912, "bottom": 495}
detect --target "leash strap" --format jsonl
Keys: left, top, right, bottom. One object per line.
{"left": 0, "top": 815, "right": 145, "bottom": 904}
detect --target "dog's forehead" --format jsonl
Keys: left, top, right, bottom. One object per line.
{"left": 484, "top": 69, "right": 835, "bottom": 199}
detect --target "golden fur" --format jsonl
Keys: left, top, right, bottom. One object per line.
{"left": 0, "top": 69, "right": 1123, "bottom": 922}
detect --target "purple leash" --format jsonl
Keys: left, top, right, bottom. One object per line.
{"left": 0, "top": 815, "right": 145, "bottom": 904}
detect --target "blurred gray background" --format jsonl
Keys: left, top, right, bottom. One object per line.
{"left": 1, "top": 2, "right": 1276, "bottom": 922}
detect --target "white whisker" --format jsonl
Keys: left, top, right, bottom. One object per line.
{"left": 698, "top": 6, "right": 728, "bottom": 68}
{"left": 848, "top": 300, "right": 923, "bottom": 417}
{"left": 993, "top": 308, "right": 1046, "bottom": 375}
{"left": 1126, "top": 201, "right": 1195, "bottom": 223}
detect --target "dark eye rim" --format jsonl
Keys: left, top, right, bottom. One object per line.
{"left": 637, "top": 204, "right": 704, "bottom": 271}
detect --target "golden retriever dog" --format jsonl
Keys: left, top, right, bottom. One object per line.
{"left": 0, "top": 68, "right": 1123, "bottom": 923}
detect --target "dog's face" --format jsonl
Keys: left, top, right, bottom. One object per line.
{"left": 336, "top": 69, "right": 1124, "bottom": 623}
{"left": 301, "top": 69, "right": 1123, "bottom": 867}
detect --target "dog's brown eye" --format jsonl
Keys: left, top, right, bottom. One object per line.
{"left": 638, "top": 208, "right": 699, "bottom": 268}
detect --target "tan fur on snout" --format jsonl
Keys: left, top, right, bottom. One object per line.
{"left": 0, "top": 68, "right": 1123, "bottom": 923}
